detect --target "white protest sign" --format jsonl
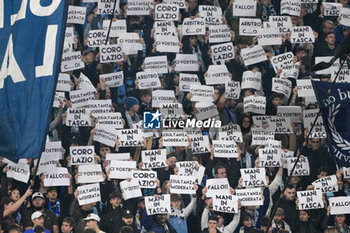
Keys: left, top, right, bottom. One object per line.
{"left": 37, "top": 153, "right": 59, "bottom": 174}
{"left": 272, "top": 78, "right": 292, "bottom": 97}
{"left": 235, "top": 188, "right": 263, "bottom": 206}
{"left": 6, "top": 162, "right": 30, "bottom": 183}
{"left": 244, "top": 95, "right": 266, "bottom": 115}
{"left": 241, "top": 168, "right": 267, "bottom": 187}
{"left": 206, "top": 65, "right": 231, "bottom": 85}
{"left": 340, "top": 8, "right": 350, "bottom": 26}
{"left": 331, "top": 68, "right": 350, "bottom": 83}
{"left": 77, "top": 183, "right": 101, "bottom": 206}
{"left": 239, "top": 18, "right": 261, "bottom": 36}
{"left": 61, "top": 51, "right": 85, "bottom": 72}
{"left": 109, "top": 160, "right": 136, "bottom": 179}
{"left": 179, "top": 73, "right": 200, "bottom": 91}
{"left": 142, "top": 149, "right": 167, "bottom": 169}
{"left": 118, "top": 33, "right": 142, "bottom": 55}
{"left": 63, "top": 27, "right": 74, "bottom": 54}
{"left": 97, "top": 0, "right": 119, "bottom": 15}
{"left": 177, "top": 161, "right": 198, "bottom": 176}
{"left": 211, "top": 42, "right": 235, "bottom": 64}
{"left": 287, "top": 157, "right": 310, "bottom": 176}
{"left": 127, "top": 0, "right": 152, "bottom": 15}
{"left": 144, "top": 56, "right": 168, "bottom": 74}
{"left": 297, "top": 190, "right": 324, "bottom": 210}
{"left": 190, "top": 84, "right": 214, "bottom": 102}
{"left": 66, "top": 108, "right": 92, "bottom": 127}
{"left": 213, "top": 140, "right": 238, "bottom": 158}
{"left": 57, "top": 73, "right": 71, "bottom": 92}
{"left": 137, "top": 71, "right": 161, "bottom": 89}
{"left": 87, "top": 30, "right": 107, "bottom": 47}
{"left": 191, "top": 135, "right": 210, "bottom": 154}
{"left": 88, "top": 99, "right": 112, "bottom": 114}
{"left": 132, "top": 170, "right": 157, "bottom": 189}
{"left": 120, "top": 179, "right": 142, "bottom": 200}
{"left": 329, "top": 196, "right": 350, "bottom": 215}
{"left": 164, "top": 0, "right": 186, "bottom": 8}
{"left": 195, "top": 103, "right": 219, "bottom": 121}
{"left": 206, "top": 178, "right": 231, "bottom": 197}
{"left": 312, "top": 175, "right": 339, "bottom": 193}
{"left": 303, "top": 109, "right": 326, "bottom": 139}
{"left": 225, "top": 81, "right": 240, "bottom": 99}
{"left": 78, "top": 165, "right": 104, "bottom": 184}
{"left": 145, "top": 195, "right": 171, "bottom": 215}
{"left": 315, "top": 57, "right": 340, "bottom": 75}
{"left": 213, "top": 194, "right": 238, "bottom": 213}
{"left": 258, "top": 27, "right": 282, "bottom": 46}
{"left": 277, "top": 106, "right": 302, "bottom": 123}
{"left": 155, "top": 21, "right": 177, "bottom": 37}
{"left": 219, "top": 124, "right": 243, "bottom": 142}
{"left": 163, "top": 130, "right": 188, "bottom": 146}
{"left": 156, "top": 35, "right": 179, "bottom": 53}
{"left": 281, "top": 0, "right": 301, "bottom": 16}
{"left": 182, "top": 17, "right": 205, "bottom": 35}
{"left": 100, "top": 45, "right": 123, "bottom": 63}
{"left": 93, "top": 125, "right": 118, "bottom": 147}
{"left": 170, "top": 175, "right": 196, "bottom": 194}
{"left": 259, "top": 147, "right": 282, "bottom": 167}
{"left": 106, "top": 153, "right": 130, "bottom": 162}
{"left": 322, "top": 2, "right": 342, "bottom": 16}
{"left": 102, "top": 20, "right": 127, "bottom": 37}
{"left": 44, "top": 167, "right": 70, "bottom": 187}
{"left": 99, "top": 71, "right": 124, "bottom": 88}
{"left": 160, "top": 103, "right": 185, "bottom": 120}
{"left": 199, "top": 5, "right": 222, "bottom": 26}
{"left": 269, "top": 16, "right": 292, "bottom": 34}
{"left": 67, "top": 6, "right": 86, "bottom": 24}
{"left": 155, "top": 4, "right": 179, "bottom": 21}
{"left": 297, "top": 79, "right": 316, "bottom": 97}
{"left": 232, "top": 0, "right": 257, "bottom": 17}
{"left": 209, "top": 24, "right": 231, "bottom": 43}
{"left": 95, "top": 112, "right": 123, "bottom": 129}
{"left": 291, "top": 26, "right": 315, "bottom": 43}
{"left": 70, "top": 146, "right": 95, "bottom": 165}
{"left": 174, "top": 54, "right": 199, "bottom": 72}
{"left": 241, "top": 71, "right": 262, "bottom": 90}
{"left": 152, "top": 90, "right": 175, "bottom": 107}
{"left": 271, "top": 52, "right": 294, "bottom": 73}
{"left": 70, "top": 89, "right": 95, "bottom": 108}
{"left": 44, "top": 141, "right": 63, "bottom": 159}
{"left": 79, "top": 73, "right": 97, "bottom": 92}
{"left": 240, "top": 45, "right": 267, "bottom": 66}
{"left": 117, "top": 129, "right": 143, "bottom": 147}
{"left": 251, "top": 127, "right": 275, "bottom": 145}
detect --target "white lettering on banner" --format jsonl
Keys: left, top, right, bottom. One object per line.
{"left": 206, "top": 65, "right": 231, "bottom": 85}
{"left": 240, "top": 45, "right": 267, "bottom": 66}
{"left": 239, "top": 18, "right": 262, "bottom": 36}
{"left": 206, "top": 178, "right": 231, "bottom": 197}
{"left": 199, "top": 6, "right": 222, "bottom": 26}
{"left": 258, "top": 27, "right": 282, "bottom": 46}
{"left": 235, "top": 188, "right": 263, "bottom": 206}
{"left": 78, "top": 164, "right": 104, "bottom": 184}
{"left": 259, "top": 147, "right": 282, "bottom": 167}
{"left": 322, "top": 2, "right": 342, "bottom": 17}
{"left": 170, "top": 175, "right": 196, "bottom": 194}
{"left": 120, "top": 179, "right": 142, "bottom": 200}
{"left": 102, "top": 20, "right": 127, "bottom": 37}
{"left": 303, "top": 109, "right": 326, "bottom": 139}
{"left": 286, "top": 157, "right": 310, "bottom": 176}
{"left": 77, "top": 183, "right": 101, "bottom": 206}
{"left": 117, "top": 129, "right": 143, "bottom": 147}
{"left": 297, "top": 190, "right": 324, "bottom": 210}
{"left": 60, "top": 51, "right": 85, "bottom": 72}
{"left": 272, "top": 78, "right": 292, "bottom": 97}
{"left": 66, "top": 108, "right": 92, "bottom": 127}
{"left": 97, "top": 0, "right": 119, "bottom": 15}
{"left": 67, "top": 6, "right": 86, "bottom": 24}
{"left": 244, "top": 95, "right": 266, "bottom": 115}
{"left": 179, "top": 73, "right": 200, "bottom": 91}
{"left": 213, "top": 140, "right": 238, "bottom": 158}
{"left": 291, "top": 26, "right": 315, "bottom": 43}
{"left": 340, "top": 8, "right": 350, "bottom": 26}
{"left": 44, "top": 167, "right": 70, "bottom": 187}
{"left": 100, "top": 45, "right": 123, "bottom": 63}
{"left": 127, "top": 0, "right": 152, "bottom": 15}
{"left": 152, "top": 90, "right": 176, "bottom": 107}
{"left": 70, "top": 146, "right": 95, "bottom": 165}
{"left": 163, "top": 130, "right": 188, "bottom": 146}
{"left": 145, "top": 195, "right": 171, "bottom": 215}
{"left": 182, "top": 17, "right": 205, "bottom": 35}
{"left": 241, "top": 71, "right": 262, "bottom": 90}
{"left": 211, "top": 42, "right": 235, "bottom": 64}
{"left": 142, "top": 149, "right": 167, "bottom": 169}
{"left": 155, "top": 4, "right": 179, "bottom": 21}
{"left": 232, "top": 0, "right": 257, "bottom": 17}
{"left": 241, "top": 168, "right": 267, "bottom": 187}
{"left": 269, "top": 16, "right": 292, "bottom": 34}
{"left": 329, "top": 196, "right": 350, "bottom": 215}
{"left": 209, "top": 25, "right": 231, "bottom": 43}
{"left": 132, "top": 170, "right": 157, "bottom": 189}
{"left": 144, "top": 56, "right": 168, "bottom": 74}
{"left": 251, "top": 127, "right": 275, "bottom": 145}
{"left": 174, "top": 54, "right": 199, "bottom": 72}
{"left": 56, "top": 73, "right": 71, "bottom": 92}
{"left": 6, "top": 161, "right": 30, "bottom": 183}
{"left": 190, "top": 84, "right": 214, "bottom": 102}
{"left": 312, "top": 175, "right": 339, "bottom": 193}
{"left": 281, "top": 0, "right": 301, "bottom": 16}
{"left": 225, "top": 81, "right": 241, "bottom": 99}
{"left": 213, "top": 194, "right": 238, "bottom": 213}
{"left": 93, "top": 125, "right": 118, "bottom": 147}
{"left": 99, "top": 71, "right": 124, "bottom": 88}
{"left": 109, "top": 160, "right": 136, "bottom": 179}
{"left": 69, "top": 89, "right": 95, "bottom": 108}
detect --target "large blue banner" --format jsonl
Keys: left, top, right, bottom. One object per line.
{"left": 313, "top": 80, "right": 350, "bottom": 167}
{"left": 0, "top": 0, "right": 67, "bottom": 161}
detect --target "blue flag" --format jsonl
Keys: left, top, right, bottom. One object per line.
{"left": 312, "top": 80, "right": 350, "bottom": 167}
{"left": 0, "top": 1, "right": 68, "bottom": 161}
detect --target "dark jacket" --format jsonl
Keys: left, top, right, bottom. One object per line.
{"left": 148, "top": 221, "right": 177, "bottom": 233}
{"left": 100, "top": 206, "right": 123, "bottom": 233}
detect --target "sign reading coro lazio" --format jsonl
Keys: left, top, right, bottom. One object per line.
{"left": 0, "top": 0, "right": 68, "bottom": 161}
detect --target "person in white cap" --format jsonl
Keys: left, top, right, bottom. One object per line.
{"left": 23, "top": 211, "right": 50, "bottom": 233}
{"left": 84, "top": 213, "right": 105, "bottom": 233}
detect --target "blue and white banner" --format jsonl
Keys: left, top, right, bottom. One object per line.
{"left": 313, "top": 80, "right": 350, "bottom": 167}
{"left": 0, "top": 0, "right": 68, "bottom": 161}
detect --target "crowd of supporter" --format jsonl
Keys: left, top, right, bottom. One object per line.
{"left": 1, "top": 0, "right": 350, "bottom": 233}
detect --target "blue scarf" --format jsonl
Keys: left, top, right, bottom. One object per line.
{"left": 48, "top": 200, "right": 60, "bottom": 218}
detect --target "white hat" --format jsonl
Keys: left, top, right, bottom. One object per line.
{"left": 32, "top": 192, "right": 45, "bottom": 200}
{"left": 84, "top": 213, "right": 100, "bottom": 222}
{"left": 31, "top": 211, "right": 44, "bottom": 220}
